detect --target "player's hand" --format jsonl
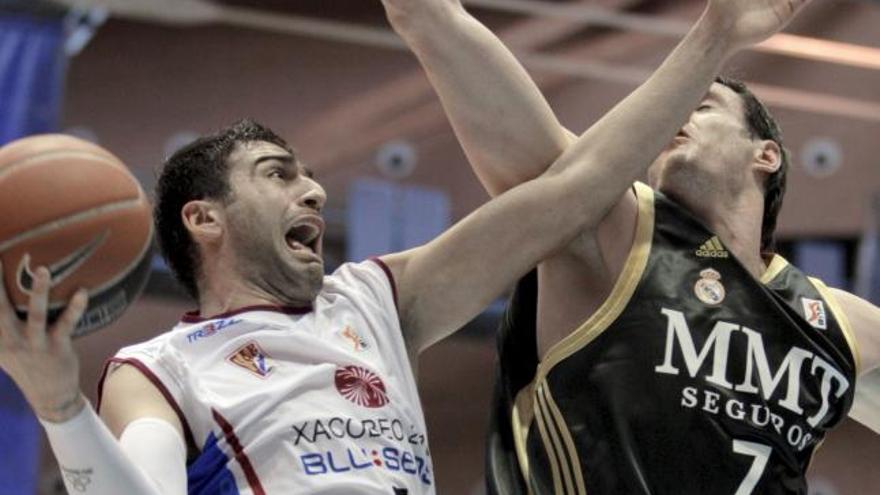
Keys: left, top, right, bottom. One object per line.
{"left": 0, "top": 261, "right": 88, "bottom": 423}
{"left": 703, "top": 0, "right": 811, "bottom": 51}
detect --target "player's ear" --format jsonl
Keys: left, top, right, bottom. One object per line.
{"left": 754, "top": 139, "right": 781, "bottom": 175}
{"left": 182, "top": 200, "right": 224, "bottom": 242}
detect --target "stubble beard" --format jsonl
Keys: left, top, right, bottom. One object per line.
{"left": 228, "top": 226, "right": 324, "bottom": 307}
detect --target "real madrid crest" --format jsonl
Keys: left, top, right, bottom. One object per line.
{"left": 694, "top": 268, "right": 725, "bottom": 305}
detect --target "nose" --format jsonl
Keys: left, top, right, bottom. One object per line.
{"left": 299, "top": 180, "right": 327, "bottom": 213}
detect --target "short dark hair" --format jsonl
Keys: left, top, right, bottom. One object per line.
{"left": 716, "top": 77, "right": 789, "bottom": 254}
{"left": 154, "top": 119, "right": 292, "bottom": 299}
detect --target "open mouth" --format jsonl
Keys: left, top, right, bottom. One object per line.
{"left": 285, "top": 222, "right": 321, "bottom": 254}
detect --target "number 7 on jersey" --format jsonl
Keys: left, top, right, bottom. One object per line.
{"left": 732, "top": 440, "right": 772, "bottom": 495}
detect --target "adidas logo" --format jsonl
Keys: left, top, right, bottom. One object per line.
{"left": 696, "top": 236, "right": 729, "bottom": 258}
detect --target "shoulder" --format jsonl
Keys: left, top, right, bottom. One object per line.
{"left": 98, "top": 324, "right": 189, "bottom": 419}
{"left": 324, "top": 259, "right": 397, "bottom": 304}
{"left": 99, "top": 361, "right": 186, "bottom": 438}
{"left": 99, "top": 323, "right": 196, "bottom": 446}
{"left": 826, "top": 288, "right": 880, "bottom": 375}
{"left": 106, "top": 323, "right": 193, "bottom": 379}
{"left": 326, "top": 258, "right": 393, "bottom": 286}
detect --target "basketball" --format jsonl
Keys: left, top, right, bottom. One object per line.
{"left": 0, "top": 134, "right": 153, "bottom": 337}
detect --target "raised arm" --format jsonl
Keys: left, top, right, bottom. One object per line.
{"left": 382, "top": 0, "right": 574, "bottom": 196}
{"left": 0, "top": 264, "right": 186, "bottom": 494}
{"left": 382, "top": 0, "right": 813, "bottom": 353}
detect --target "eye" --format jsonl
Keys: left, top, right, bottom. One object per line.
{"left": 268, "top": 168, "right": 286, "bottom": 180}
{"left": 697, "top": 104, "right": 712, "bottom": 112}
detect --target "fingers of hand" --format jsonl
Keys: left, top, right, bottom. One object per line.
{"left": 24, "top": 267, "right": 51, "bottom": 343}
{"left": 0, "top": 260, "right": 22, "bottom": 340}
{"left": 53, "top": 289, "right": 88, "bottom": 341}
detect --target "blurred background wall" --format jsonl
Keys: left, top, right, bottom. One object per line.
{"left": 1, "top": 0, "right": 880, "bottom": 493}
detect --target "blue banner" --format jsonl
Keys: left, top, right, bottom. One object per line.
{"left": 0, "top": 12, "right": 67, "bottom": 495}
{"left": 346, "top": 178, "right": 450, "bottom": 263}
{"left": 0, "top": 13, "right": 66, "bottom": 142}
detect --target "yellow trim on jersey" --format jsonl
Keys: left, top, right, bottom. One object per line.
{"left": 524, "top": 182, "right": 653, "bottom": 495}
{"left": 534, "top": 381, "right": 565, "bottom": 494}
{"left": 537, "top": 383, "right": 576, "bottom": 494}
{"left": 759, "top": 254, "right": 789, "bottom": 284}
{"left": 512, "top": 382, "right": 535, "bottom": 491}
{"left": 809, "top": 277, "right": 862, "bottom": 375}
{"left": 536, "top": 181, "right": 654, "bottom": 378}
{"left": 543, "top": 386, "right": 587, "bottom": 494}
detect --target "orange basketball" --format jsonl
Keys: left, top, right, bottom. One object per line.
{"left": 0, "top": 134, "right": 153, "bottom": 337}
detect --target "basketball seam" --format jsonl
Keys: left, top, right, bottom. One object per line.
{"left": 0, "top": 149, "right": 131, "bottom": 180}
{"left": 0, "top": 197, "right": 147, "bottom": 253}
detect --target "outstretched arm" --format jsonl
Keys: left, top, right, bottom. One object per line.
{"left": 382, "top": 0, "right": 814, "bottom": 353}
{"left": 0, "top": 265, "right": 187, "bottom": 494}
{"left": 383, "top": 0, "right": 574, "bottom": 196}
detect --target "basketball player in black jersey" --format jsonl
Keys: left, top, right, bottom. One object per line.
{"left": 384, "top": 0, "right": 880, "bottom": 493}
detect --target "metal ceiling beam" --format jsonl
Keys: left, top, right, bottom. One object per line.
{"left": 216, "top": 4, "right": 880, "bottom": 124}
{"left": 53, "top": 0, "right": 880, "bottom": 71}
{"left": 49, "top": 0, "right": 880, "bottom": 123}
{"left": 465, "top": 0, "right": 880, "bottom": 71}
{"left": 294, "top": 0, "right": 610, "bottom": 158}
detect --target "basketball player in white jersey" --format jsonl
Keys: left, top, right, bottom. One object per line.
{"left": 0, "top": 114, "right": 611, "bottom": 494}
{"left": 383, "top": 0, "right": 880, "bottom": 493}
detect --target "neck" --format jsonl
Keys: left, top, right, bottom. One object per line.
{"left": 197, "top": 281, "right": 285, "bottom": 319}
{"left": 687, "top": 189, "right": 768, "bottom": 278}
{"left": 196, "top": 258, "right": 312, "bottom": 319}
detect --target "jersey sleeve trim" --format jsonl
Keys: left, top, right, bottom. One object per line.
{"left": 96, "top": 357, "right": 197, "bottom": 452}
{"left": 809, "top": 277, "right": 862, "bottom": 375}
{"left": 760, "top": 254, "right": 790, "bottom": 284}
{"left": 369, "top": 256, "right": 399, "bottom": 312}
{"left": 536, "top": 181, "right": 655, "bottom": 379}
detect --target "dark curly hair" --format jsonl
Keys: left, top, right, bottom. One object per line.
{"left": 154, "top": 119, "right": 292, "bottom": 299}
{"left": 716, "top": 77, "right": 789, "bottom": 254}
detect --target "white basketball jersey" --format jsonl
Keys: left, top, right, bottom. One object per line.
{"left": 98, "top": 260, "right": 435, "bottom": 495}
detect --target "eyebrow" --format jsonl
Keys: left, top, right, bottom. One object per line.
{"left": 254, "top": 154, "right": 295, "bottom": 167}
{"left": 253, "top": 154, "right": 315, "bottom": 178}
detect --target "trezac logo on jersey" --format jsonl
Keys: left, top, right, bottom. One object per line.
{"left": 228, "top": 341, "right": 274, "bottom": 378}
{"left": 186, "top": 318, "right": 242, "bottom": 343}
{"left": 801, "top": 298, "right": 827, "bottom": 330}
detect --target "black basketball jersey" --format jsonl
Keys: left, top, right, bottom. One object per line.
{"left": 487, "top": 182, "right": 860, "bottom": 495}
